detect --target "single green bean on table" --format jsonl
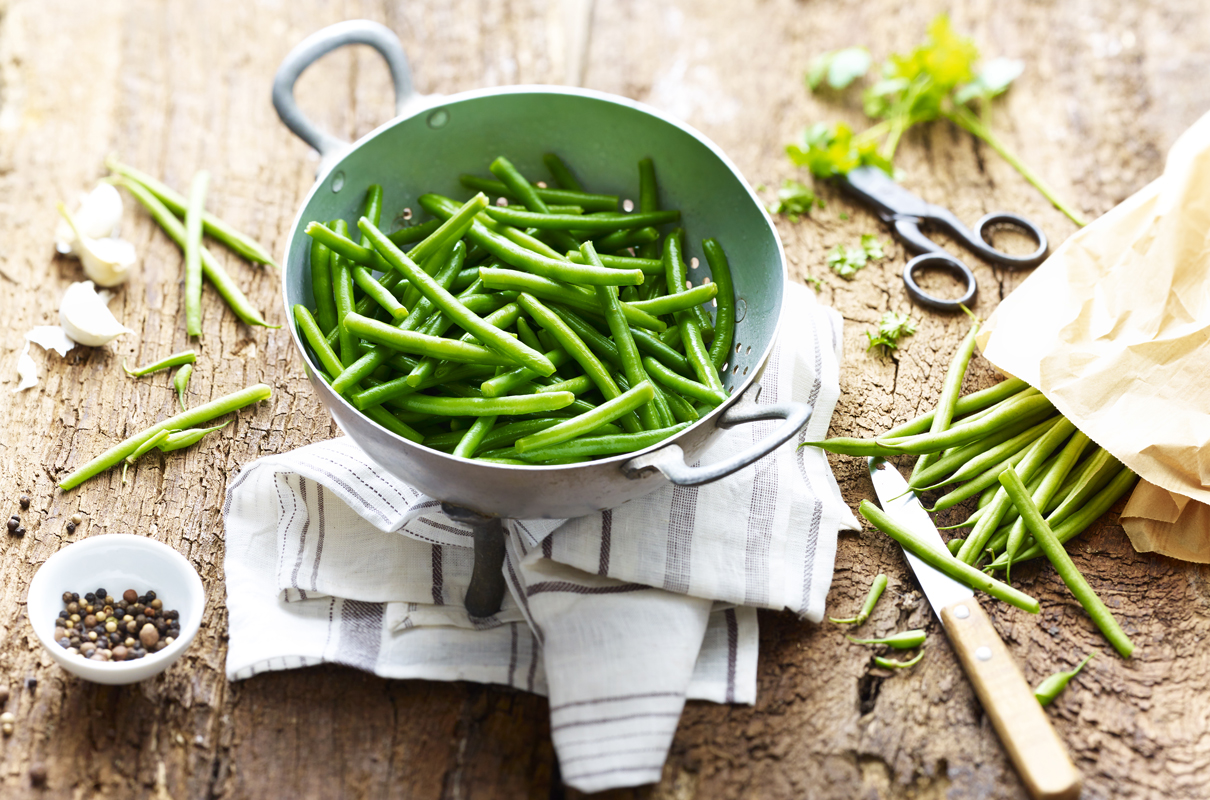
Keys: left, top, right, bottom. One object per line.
{"left": 874, "top": 650, "right": 926, "bottom": 669}
{"left": 1035, "top": 653, "right": 1094, "bottom": 706}
{"left": 544, "top": 153, "right": 584, "bottom": 191}
{"left": 829, "top": 574, "right": 888, "bottom": 625}
{"left": 60, "top": 383, "right": 272, "bottom": 491}
{"left": 998, "top": 468, "right": 1135, "bottom": 657}
{"left": 172, "top": 364, "right": 192, "bottom": 411}
{"left": 124, "top": 350, "right": 196, "bottom": 377}
{"left": 106, "top": 157, "right": 276, "bottom": 267}
{"left": 116, "top": 178, "right": 273, "bottom": 328}
{"left": 184, "top": 170, "right": 210, "bottom": 338}
{"left": 158, "top": 422, "right": 229, "bottom": 452}
{"left": 847, "top": 630, "right": 926, "bottom": 650}
{"left": 911, "top": 318, "right": 981, "bottom": 483}
{"left": 859, "top": 499, "right": 1040, "bottom": 613}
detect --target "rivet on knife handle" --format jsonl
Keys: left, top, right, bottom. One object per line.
{"left": 940, "top": 599, "right": 1081, "bottom": 800}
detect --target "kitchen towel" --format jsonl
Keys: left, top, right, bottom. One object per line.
{"left": 977, "top": 110, "right": 1210, "bottom": 560}
{"left": 223, "top": 281, "right": 858, "bottom": 793}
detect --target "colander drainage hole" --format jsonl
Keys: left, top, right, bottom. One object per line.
{"left": 622, "top": 198, "right": 635, "bottom": 212}
{"left": 427, "top": 108, "right": 450, "bottom": 128}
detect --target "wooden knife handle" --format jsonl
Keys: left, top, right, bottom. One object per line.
{"left": 940, "top": 599, "right": 1081, "bottom": 800}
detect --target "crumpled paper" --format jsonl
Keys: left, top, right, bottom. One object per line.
{"left": 977, "top": 110, "right": 1210, "bottom": 562}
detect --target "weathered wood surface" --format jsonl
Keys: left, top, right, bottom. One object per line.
{"left": 1, "top": 0, "right": 1208, "bottom": 797}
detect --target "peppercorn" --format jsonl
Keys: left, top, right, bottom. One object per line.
{"left": 123, "top": 589, "right": 138, "bottom": 603}
{"left": 13, "top": 527, "right": 24, "bottom": 537}
{"left": 65, "top": 522, "right": 76, "bottom": 534}
{"left": 95, "top": 588, "right": 106, "bottom": 599}
{"left": 0, "top": 685, "right": 8, "bottom": 704}
{"left": 84, "top": 593, "right": 95, "bottom": 603}
{"left": 70, "top": 513, "right": 82, "bottom": 525}
{"left": 29, "top": 763, "right": 47, "bottom": 787}
{"left": 61, "top": 592, "right": 72, "bottom": 604}
{"left": 139, "top": 624, "right": 159, "bottom": 648}
{"left": 112, "top": 646, "right": 128, "bottom": 662}
{"left": 24, "top": 676, "right": 36, "bottom": 692}
{"left": 150, "top": 599, "right": 163, "bottom": 611}
{"left": 18, "top": 495, "right": 30, "bottom": 510}
{"left": 1, "top": 711, "right": 14, "bottom": 736}
{"left": 6, "top": 518, "right": 18, "bottom": 533}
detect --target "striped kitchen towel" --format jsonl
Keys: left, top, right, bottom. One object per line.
{"left": 222, "top": 281, "right": 857, "bottom": 793}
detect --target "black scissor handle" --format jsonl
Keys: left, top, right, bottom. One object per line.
{"left": 903, "top": 252, "right": 977, "bottom": 312}
{"left": 969, "top": 212, "right": 1048, "bottom": 269}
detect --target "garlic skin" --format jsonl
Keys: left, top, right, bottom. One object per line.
{"left": 56, "top": 202, "right": 137, "bottom": 287}
{"left": 25, "top": 326, "right": 77, "bottom": 357}
{"left": 14, "top": 343, "right": 37, "bottom": 392}
{"left": 59, "top": 281, "right": 133, "bottom": 347}
{"left": 55, "top": 183, "right": 123, "bottom": 254}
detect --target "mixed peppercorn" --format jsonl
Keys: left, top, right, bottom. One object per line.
{"left": 54, "top": 587, "right": 179, "bottom": 662}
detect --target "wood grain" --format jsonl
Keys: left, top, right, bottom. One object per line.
{"left": 0, "top": 1, "right": 1208, "bottom": 798}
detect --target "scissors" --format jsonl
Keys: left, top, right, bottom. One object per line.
{"left": 837, "top": 166, "right": 1049, "bottom": 311}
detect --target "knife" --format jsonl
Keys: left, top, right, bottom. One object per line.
{"left": 867, "top": 457, "right": 1081, "bottom": 800}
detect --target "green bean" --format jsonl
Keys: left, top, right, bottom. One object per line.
{"left": 594, "top": 226, "right": 660, "bottom": 253}
{"left": 516, "top": 317, "right": 542, "bottom": 352}
{"left": 310, "top": 237, "right": 338, "bottom": 334}
{"left": 391, "top": 391, "right": 575, "bottom": 418}
{"left": 537, "top": 375, "right": 594, "bottom": 395}
{"left": 799, "top": 437, "right": 908, "bottom": 457}
{"left": 351, "top": 265, "right": 408, "bottom": 319}
{"left": 702, "top": 238, "right": 736, "bottom": 371}
{"left": 1045, "top": 448, "right": 1122, "bottom": 522}
{"left": 172, "top": 364, "right": 192, "bottom": 411}
{"left": 658, "top": 383, "right": 699, "bottom": 424}
{"left": 550, "top": 305, "right": 623, "bottom": 369}
{"left": 326, "top": 220, "right": 360, "bottom": 367}
{"left": 658, "top": 324, "right": 683, "bottom": 350}
{"left": 126, "top": 429, "right": 171, "bottom": 465}
{"left": 664, "top": 232, "right": 723, "bottom": 391}
{"left": 584, "top": 242, "right": 661, "bottom": 430}
{"left": 294, "top": 305, "right": 345, "bottom": 380}
{"left": 946, "top": 538, "right": 965, "bottom": 555}
{"left": 183, "top": 171, "right": 210, "bottom": 337}
{"left": 124, "top": 350, "right": 197, "bottom": 377}
{"left": 1035, "top": 653, "right": 1094, "bottom": 706}
{"left": 357, "top": 185, "right": 384, "bottom": 244}
{"left": 1004, "top": 431, "right": 1092, "bottom": 579}
{"left": 157, "top": 422, "right": 229, "bottom": 452}
{"left": 422, "top": 194, "right": 644, "bottom": 287}
{"left": 629, "top": 328, "right": 692, "bottom": 376}
{"left": 874, "top": 650, "right": 926, "bottom": 669}
{"left": 828, "top": 573, "right": 888, "bottom": 625}
{"left": 362, "top": 405, "right": 425, "bottom": 442}
{"left": 486, "top": 205, "right": 680, "bottom": 233}
{"left": 882, "top": 378, "right": 1032, "bottom": 439}
{"left": 987, "top": 466, "right": 1139, "bottom": 571}
{"left": 478, "top": 267, "right": 665, "bottom": 331}
{"left": 911, "top": 415, "right": 1060, "bottom": 490}
{"left": 343, "top": 312, "right": 521, "bottom": 368}
{"left": 60, "top": 383, "right": 272, "bottom": 490}
{"left": 566, "top": 251, "right": 664, "bottom": 274}
{"left": 515, "top": 381, "right": 654, "bottom": 453}
{"left": 955, "top": 417, "right": 1076, "bottom": 563}
{"left": 117, "top": 178, "right": 273, "bottom": 328}
{"left": 306, "top": 221, "right": 394, "bottom": 272}
{"left": 629, "top": 283, "right": 718, "bottom": 316}
{"left": 847, "top": 630, "right": 926, "bottom": 649}
{"left": 911, "top": 318, "right": 981, "bottom": 483}
{"left": 638, "top": 157, "right": 659, "bottom": 212}
{"left": 858, "top": 499, "right": 1039, "bottom": 613}
{"left": 544, "top": 153, "right": 584, "bottom": 191}
{"left": 489, "top": 157, "right": 581, "bottom": 252}
{"left": 353, "top": 358, "right": 497, "bottom": 411}
{"left": 106, "top": 158, "right": 276, "bottom": 267}
{"left": 514, "top": 422, "right": 689, "bottom": 462}
{"left": 459, "top": 174, "right": 617, "bottom": 211}
{"left": 357, "top": 218, "right": 554, "bottom": 376}
{"left": 642, "top": 356, "right": 726, "bottom": 406}
{"left": 998, "top": 468, "right": 1134, "bottom": 657}
{"left": 453, "top": 415, "right": 498, "bottom": 459}
{"left": 879, "top": 393, "right": 1056, "bottom": 454}
{"left": 428, "top": 417, "right": 620, "bottom": 453}
{"left": 387, "top": 218, "right": 443, "bottom": 247}
{"left": 928, "top": 448, "right": 1039, "bottom": 514}
{"left": 480, "top": 349, "right": 571, "bottom": 398}
{"left": 517, "top": 293, "right": 640, "bottom": 434}
{"left": 403, "top": 298, "right": 519, "bottom": 389}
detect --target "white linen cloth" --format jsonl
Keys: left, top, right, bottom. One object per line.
{"left": 222, "top": 282, "right": 858, "bottom": 793}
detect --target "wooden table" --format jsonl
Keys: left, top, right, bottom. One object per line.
{"left": 2, "top": 1, "right": 1208, "bottom": 797}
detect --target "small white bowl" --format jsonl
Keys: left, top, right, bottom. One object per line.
{"left": 27, "top": 534, "right": 205, "bottom": 685}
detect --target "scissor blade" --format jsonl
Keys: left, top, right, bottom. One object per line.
{"left": 867, "top": 458, "right": 973, "bottom": 618}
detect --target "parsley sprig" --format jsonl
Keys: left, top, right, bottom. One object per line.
{"left": 767, "top": 179, "right": 824, "bottom": 221}
{"left": 787, "top": 15, "right": 1086, "bottom": 227}
{"left": 866, "top": 311, "right": 918, "bottom": 355}
{"left": 827, "top": 234, "right": 887, "bottom": 280}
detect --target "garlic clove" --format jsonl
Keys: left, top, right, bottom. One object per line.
{"left": 56, "top": 202, "right": 137, "bottom": 287}
{"left": 55, "top": 183, "right": 124, "bottom": 254}
{"left": 59, "top": 280, "right": 134, "bottom": 347}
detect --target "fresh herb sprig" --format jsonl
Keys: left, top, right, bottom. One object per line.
{"left": 866, "top": 311, "right": 918, "bottom": 354}
{"left": 768, "top": 179, "right": 824, "bottom": 221}
{"left": 788, "top": 15, "right": 1086, "bottom": 226}
{"left": 827, "top": 234, "right": 886, "bottom": 279}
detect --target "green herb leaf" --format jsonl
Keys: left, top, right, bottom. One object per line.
{"left": 860, "top": 234, "right": 885, "bottom": 260}
{"left": 827, "top": 243, "right": 868, "bottom": 279}
{"left": 786, "top": 122, "right": 893, "bottom": 179}
{"left": 954, "top": 57, "right": 1024, "bottom": 104}
{"left": 768, "top": 179, "right": 822, "bottom": 221}
{"left": 865, "top": 311, "right": 918, "bottom": 354}
{"left": 804, "top": 275, "right": 825, "bottom": 291}
{"left": 807, "top": 47, "right": 872, "bottom": 91}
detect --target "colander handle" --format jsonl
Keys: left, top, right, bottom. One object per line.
{"left": 621, "top": 396, "right": 813, "bottom": 486}
{"left": 272, "top": 20, "right": 418, "bottom": 176}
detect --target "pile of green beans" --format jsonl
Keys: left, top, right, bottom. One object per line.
{"left": 292, "top": 154, "right": 737, "bottom": 464}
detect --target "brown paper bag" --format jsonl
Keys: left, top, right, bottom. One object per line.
{"left": 976, "top": 111, "right": 1210, "bottom": 561}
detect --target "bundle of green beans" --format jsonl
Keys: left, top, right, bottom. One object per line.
{"left": 292, "top": 154, "right": 737, "bottom": 465}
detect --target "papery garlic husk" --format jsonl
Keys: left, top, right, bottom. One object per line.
{"left": 14, "top": 343, "right": 37, "bottom": 392}
{"left": 56, "top": 201, "right": 137, "bottom": 287}
{"left": 55, "top": 183, "right": 123, "bottom": 254}
{"left": 59, "top": 280, "right": 134, "bottom": 346}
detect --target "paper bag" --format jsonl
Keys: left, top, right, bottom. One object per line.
{"left": 976, "top": 111, "right": 1210, "bottom": 561}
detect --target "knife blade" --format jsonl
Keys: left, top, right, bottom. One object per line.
{"left": 867, "top": 457, "right": 1081, "bottom": 800}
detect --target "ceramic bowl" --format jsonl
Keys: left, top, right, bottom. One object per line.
{"left": 27, "top": 534, "right": 205, "bottom": 685}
